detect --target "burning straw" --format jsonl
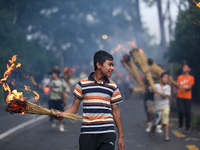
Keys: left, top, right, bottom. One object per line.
{"left": 130, "top": 48, "right": 155, "bottom": 89}
{"left": 1, "top": 55, "right": 81, "bottom": 122}
{"left": 121, "top": 54, "right": 144, "bottom": 88}
{"left": 6, "top": 99, "right": 82, "bottom": 122}
{"left": 148, "top": 59, "right": 178, "bottom": 87}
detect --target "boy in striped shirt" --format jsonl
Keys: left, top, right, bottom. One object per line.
{"left": 56, "top": 50, "right": 124, "bottom": 150}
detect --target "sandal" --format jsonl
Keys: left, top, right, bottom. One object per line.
{"left": 164, "top": 136, "right": 170, "bottom": 141}
{"left": 149, "top": 132, "right": 155, "bottom": 139}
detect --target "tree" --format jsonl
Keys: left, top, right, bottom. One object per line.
{"left": 167, "top": 1, "right": 200, "bottom": 102}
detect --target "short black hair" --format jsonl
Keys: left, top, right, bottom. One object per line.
{"left": 93, "top": 50, "right": 113, "bottom": 71}
{"left": 160, "top": 72, "right": 169, "bottom": 78}
{"left": 183, "top": 63, "right": 191, "bottom": 68}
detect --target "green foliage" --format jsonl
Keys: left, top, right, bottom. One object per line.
{"left": 191, "top": 115, "right": 200, "bottom": 131}
{"left": 167, "top": 3, "right": 200, "bottom": 101}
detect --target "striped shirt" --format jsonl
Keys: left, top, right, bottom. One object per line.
{"left": 73, "top": 72, "right": 123, "bottom": 134}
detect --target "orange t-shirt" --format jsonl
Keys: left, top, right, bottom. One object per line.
{"left": 176, "top": 75, "right": 194, "bottom": 99}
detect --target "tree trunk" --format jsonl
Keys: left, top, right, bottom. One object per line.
{"left": 130, "top": 0, "right": 144, "bottom": 49}
{"left": 157, "top": 0, "right": 167, "bottom": 66}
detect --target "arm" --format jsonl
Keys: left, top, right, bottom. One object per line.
{"left": 63, "top": 98, "right": 81, "bottom": 114}
{"left": 180, "top": 84, "right": 192, "bottom": 90}
{"left": 55, "top": 98, "right": 81, "bottom": 120}
{"left": 112, "top": 104, "right": 125, "bottom": 150}
{"left": 153, "top": 89, "right": 168, "bottom": 98}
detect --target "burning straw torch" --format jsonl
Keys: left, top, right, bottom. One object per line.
{"left": 1, "top": 55, "right": 81, "bottom": 121}
{"left": 130, "top": 48, "right": 155, "bottom": 89}
{"left": 121, "top": 54, "right": 144, "bottom": 92}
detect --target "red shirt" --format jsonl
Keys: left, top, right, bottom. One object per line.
{"left": 176, "top": 75, "right": 194, "bottom": 99}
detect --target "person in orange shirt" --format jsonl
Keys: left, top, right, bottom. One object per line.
{"left": 176, "top": 64, "right": 195, "bottom": 133}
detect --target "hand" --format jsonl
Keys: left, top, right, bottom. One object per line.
{"left": 118, "top": 137, "right": 125, "bottom": 150}
{"left": 54, "top": 110, "right": 63, "bottom": 120}
{"left": 153, "top": 89, "right": 158, "bottom": 93}
{"left": 182, "top": 85, "right": 189, "bottom": 89}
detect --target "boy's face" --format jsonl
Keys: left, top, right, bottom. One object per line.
{"left": 99, "top": 59, "right": 114, "bottom": 77}
{"left": 51, "top": 72, "right": 58, "bottom": 79}
{"left": 161, "top": 74, "right": 169, "bottom": 84}
{"left": 182, "top": 65, "right": 190, "bottom": 73}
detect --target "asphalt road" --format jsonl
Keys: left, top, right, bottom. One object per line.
{"left": 0, "top": 95, "right": 200, "bottom": 150}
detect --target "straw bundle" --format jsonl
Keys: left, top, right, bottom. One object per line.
{"left": 131, "top": 87, "right": 144, "bottom": 93}
{"left": 121, "top": 54, "right": 143, "bottom": 88}
{"left": 6, "top": 99, "right": 82, "bottom": 122}
{"left": 148, "top": 59, "right": 179, "bottom": 87}
{"left": 130, "top": 48, "right": 155, "bottom": 89}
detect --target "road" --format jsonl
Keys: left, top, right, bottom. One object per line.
{"left": 0, "top": 95, "right": 200, "bottom": 150}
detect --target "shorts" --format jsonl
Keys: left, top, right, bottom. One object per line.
{"left": 153, "top": 108, "right": 170, "bottom": 125}
{"left": 48, "top": 99, "right": 64, "bottom": 111}
{"left": 146, "top": 100, "right": 154, "bottom": 112}
{"left": 161, "top": 107, "right": 170, "bottom": 125}
{"left": 79, "top": 133, "right": 116, "bottom": 150}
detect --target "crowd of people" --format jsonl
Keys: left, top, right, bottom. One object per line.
{"left": 143, "top": 63, "right": 194, "bottom": 141}
{"left": 24, "top": 50, "right": 194, "bottom": 150}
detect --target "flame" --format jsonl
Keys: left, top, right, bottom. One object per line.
{"left": 194, "top": 0, "right": 200, "bottom": 8}
{"left": 127, "top": 41, "right": 138, "bottom": 49}
{"left": 6, "top": 99, "right": 27, "bottom": 114}
{"left": 193, "top": 21, "right": 200, "bottom": 26}
{"left": 22, "top": 73, "right": 29, "bottom": 78}
{"left": 0, "top": 55, "right": 40, "bottom": 107}
{"left": 114, "top": 44, "right": 123, "bottom": 51}
{"left": 24, "top": 85, "right": 31, "bottom": 91}
{"left": 6, "top": 89, "right": 24, "bottom": 103}
{"left": 8, "top": 55, "right": 17, "bottom": 64}
{"left": 32, "top": 91, "right": 40, "bottom": 101}
{"left": 0, "top": 55, "right": 19, "bottom": 96}
{"left": 16, "top": 63, "right": 21, "bottom": 68}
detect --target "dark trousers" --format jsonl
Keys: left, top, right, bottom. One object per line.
{"left": 177, "top": 98, "right": 192, "bottom": 129}
{"left": 79, "top": 133, "right": 116, "bottom": 150}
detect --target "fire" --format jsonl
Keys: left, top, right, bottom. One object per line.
{"left": 22, "top": 73, "right": 29, "bottom": 78}
{"left": 16, "top": 63, "right": 21, "bottom": 68}
{"left": 24, "top": 85, "right": 31, "bottom": 91}
{"left": 8, "top": 55, "right": 17, "bottom": 64}
{"left": 32, "top": 91, "right": 40, "bottom": 101}
{"left": 194, "top": 0, "right": 200, "bottom": 8}
{"left": 114, "top": 44, "right": 123, "bottom": 51}
{"left": 127, "top": 41, "right": 138, "bottom": 49}
{"left": 6, "top": 99, "right": 27, "bottom": 114}
{"left": 6, "top": 89, "right": 24, "bottom": 103}
{"left": 0, "top": 55, "right": 40, "bottom": 108}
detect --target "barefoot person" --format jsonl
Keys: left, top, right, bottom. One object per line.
{"left": 56, "top": 50, "right": 125, "bottom": 150}
{"left": 149, "top": 72, "right": 171, "bottom": 141}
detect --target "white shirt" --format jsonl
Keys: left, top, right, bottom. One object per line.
{"left": 149, "top": 83, "right": 171, "bottom": 111}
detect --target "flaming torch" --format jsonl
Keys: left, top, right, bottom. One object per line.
{"left": 130, "top": 48, "right": 155, "bottom": 89}
{"left": 121, "top": 54, "right": 144, "bottom": 88}
{"left": 1, "top": 55, "right": 81, "bottom": 122}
